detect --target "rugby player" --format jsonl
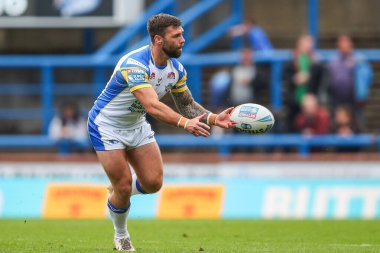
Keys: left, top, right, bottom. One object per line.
{"left": 88, "top": 13, "right": 235, "bottom": 251}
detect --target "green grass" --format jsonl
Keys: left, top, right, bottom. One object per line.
{"left": 0, "top": 219, "right": 380, "bottom": 253}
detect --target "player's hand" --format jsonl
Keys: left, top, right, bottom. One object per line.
{"left": 215, "top": 107, "right": 237, "bottom": 129}
{"left": 185, "top": 114, "right": 211, "bottom": 137}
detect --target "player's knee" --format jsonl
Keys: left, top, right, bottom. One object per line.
{"left": 114, "top": 179, "right": 132, "bottom": 199}
{"left": 143, "top": 176, "right": 162, "bottom": 193}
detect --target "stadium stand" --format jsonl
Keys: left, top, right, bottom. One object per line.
{"left": 0, "top": 0, "right": 379, "bottom": 156}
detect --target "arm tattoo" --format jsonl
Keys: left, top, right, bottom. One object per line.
{"left": 171, "top": 89, "right": 210, "bottom": 123}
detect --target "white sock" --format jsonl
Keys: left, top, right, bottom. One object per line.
{"left": 131, "top": 173, "right": 146, "bottom": 195}
{"left": 107, "top": 199, "right": 130, "bottom": 239}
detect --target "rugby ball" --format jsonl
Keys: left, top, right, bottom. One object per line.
{"left": 230, "top": 103, "right": 275, "bottom": 134}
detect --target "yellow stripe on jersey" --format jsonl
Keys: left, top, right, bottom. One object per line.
{"left": 171, "top": 85, "right": 188, "bottom": 93}
{"left": 130, "top": 84, "right": 152, "bottom": 92}
{"left": 121, "top": 69, "right": 128, "bottom": 82}
{"left": 171, "top": 72, "right": 188, "bottom": 93}
{"left": 175, "top": 73, "right": 187, "bottom": 88}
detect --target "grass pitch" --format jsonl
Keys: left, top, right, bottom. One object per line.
{"left": 0, "top": 219, "right": 379, "bottom": 253}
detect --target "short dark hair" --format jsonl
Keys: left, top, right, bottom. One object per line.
{"left": 147, "top": 13, "right": 182, "bottom": 43}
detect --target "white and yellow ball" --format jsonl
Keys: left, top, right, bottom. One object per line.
{"left": 230, "top": 103, "right": 275, "bottom": 134}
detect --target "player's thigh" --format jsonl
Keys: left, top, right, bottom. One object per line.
{"left": 96, "top": 149, "right": 132, "bottom": 187}
{"left": 126, "top": 142, "right": 163, "bottom": 190}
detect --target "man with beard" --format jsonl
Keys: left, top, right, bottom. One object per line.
{"left": 87, "top": 13, "right": 235, "bottom": 251}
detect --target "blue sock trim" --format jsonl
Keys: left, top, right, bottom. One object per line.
{"left": 107, "top": 199, "right": 130, "bottom": 214}
{"left": 136, "top": 180, "right": 147, "bottom": 194}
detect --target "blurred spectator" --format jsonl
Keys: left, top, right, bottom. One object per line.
{"left": 229, "top": 18, "right": 273, "bottom": 52}
{"left": 294, "top": 94, "right": 330, "bottom": 136}
{"left": 209, "top": 67, "right": 231, "bottom": 113}
{"left": 229, "top": 48, "right": 267, "bottom": 106}
{"left": 331, "top": 105, "right": 360, "bottom": 136}
{"left": 327, "top": 34, "right": 373, "bottom": 129}
{"left": 48, "top": 102, "right": 88, "bottom": 155}
{"left": 283, "top": 34, "right": 325, "bottom": 132}
{"left": 331, "top": 105, "right": 361, "bottom": 152}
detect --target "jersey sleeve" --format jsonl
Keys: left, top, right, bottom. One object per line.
{"left": 119, "top": 59, "right": 152, "bottom": 92}
{"left": 171, "top": 61, "right": 188, "bottom": 93}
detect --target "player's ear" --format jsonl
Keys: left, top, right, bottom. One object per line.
{"left": 154, "top": 35, "right": 163, "bottom": 45}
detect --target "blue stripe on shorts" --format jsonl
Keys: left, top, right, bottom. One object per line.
{"left": 87, "top": 118, "right": 105, "bottom": 151}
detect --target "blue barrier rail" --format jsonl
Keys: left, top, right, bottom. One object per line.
{"left": 0, "top": 134, "right": 377, "bottom": 156}
{"left": 156, "top": 134, "right": 378, "bottom": 156}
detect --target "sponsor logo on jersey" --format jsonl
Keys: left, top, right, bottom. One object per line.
{"left": 128, "top": 101, "right": 146, "bottom": 114}
{"left": 167, "top": 72, "right": 175, "bottom": 79}
{"left": 158, "top": 77, "right": 163, "bottom": 83}
{"left": 149, "top": 72, "right": 155, "bottom": 79}
{"left": 126, "top": 58, "right": 149, "bottom": 71}
{"left": 127, "top": 67, "right": 146, "bottom": 83}
{"left": 239, "top": 106, "right": 259, "bottom": 119}
{"left": 127, "top": 68, "right": 144, "bottom": 73}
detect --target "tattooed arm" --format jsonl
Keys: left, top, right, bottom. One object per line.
{"left": 170, "top": 62, "right": 234, "bottom": 128}
{"left": 171, "top": 89, "right": 235, "bottom": 128}
{"left": 171, "top": 89, "right": 210, "bottom": 124}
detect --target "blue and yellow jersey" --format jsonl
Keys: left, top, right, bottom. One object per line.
{"left": 89, "top": 45, "right": 188, "bottom": 129}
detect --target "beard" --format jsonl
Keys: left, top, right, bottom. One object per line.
{"left": 162, "top": 42, "right": 182, "bottom": 58}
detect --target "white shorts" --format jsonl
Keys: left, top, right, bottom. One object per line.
{"left": 88, "top": 120, "right": 156, "bottom": 151}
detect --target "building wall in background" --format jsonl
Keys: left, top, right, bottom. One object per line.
{"left": 1, "top": 0, "right": 379, "bottom": 53}
{"left": 246, "top": 0, "right": 380, "bottom": 48}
